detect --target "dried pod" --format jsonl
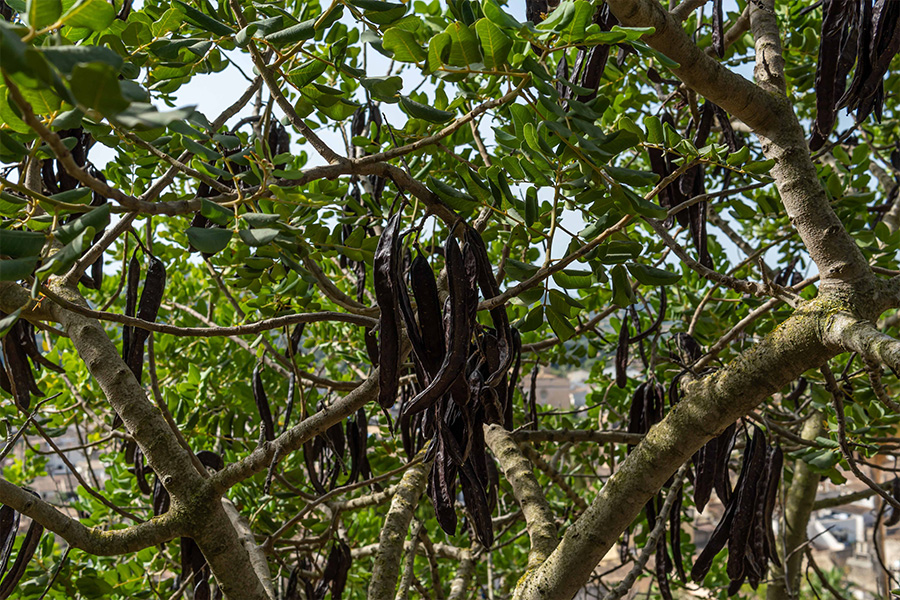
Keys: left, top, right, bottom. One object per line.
{"left": 252, "top": 364, "right": 276, "bottom": 442}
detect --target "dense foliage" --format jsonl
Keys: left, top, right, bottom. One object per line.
{"left": 0, "top": 0, "right": 899, "bottom": 599}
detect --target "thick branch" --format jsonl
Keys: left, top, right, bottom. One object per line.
{"left": 368, "top": 456, "right": 431, "bottom": 600}
{"left": 0, "top": 478, "right": 182, "bottom": 555}
{"left": 484, "top": 424, "right": 558, "bottom": 569}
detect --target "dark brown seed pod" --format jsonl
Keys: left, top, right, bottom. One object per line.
{"left": 152, "top": 474, "right": 170, "bottom": 516}
{"left": 691, "top": 427, "right": 756, "bottom": 583}
{"left": 13, "top": 321, "right": 63, "bottom": 374}
{"left": 669, "top": 486, "right": 686, "bottom": 582}
{"left": 693, "top": 436, "right": 718, "bottom": 514}
{"left": 0, "top": 505, "right": 19, "bottom": 580}
{"left": 316, "top": 540, "right": 351, "bottom": 600}
{"left": 725, "top": 427, "right": 767, "bottom": 581}
{"left": 126, "top": 253, "right": 166, "bottom": 382}
{"left": 465, "top": 227, "right": 512, "bottom": 387}
{"left": 374, "top": 211, "right": 403, "bottom": 409}
{"left": 0, "top": 513, "right": 43, "bottom": 599}
{"left": 713, "top": 422, "right": 737, "bottom": 504}
{"left": 656, "top": 537, "right": 674, "bottom": 600}
{"left": 762, "top": 446, "right": 784, "bottom": 566}
{"left": 555, "top": 54, "right": 569, "bottom": 100}
{"left": 1, "top": 335, "right": 36, "bottom": 410}
{"left": 402, "top": 235, "right": 470, "bottom": 418}
{"left": 122, "top": 250, "right": 140, "bottom": 360}
{"left": 711, "top": 0, "right": 724, "bottom": 58}
{"left": 134, "top": 447, "right": 152, "bottom": 495}
{"left": 410, "top": 251, "right": 445, "bottom": 373}
{"left": 615, "top": 317, "right": 629, "bottom": 388}
{"left": 429, "top": 438, "right": 458, "bottom": 535}
{"left": 252, "top": 364, "right": 275, "bottom": 442}
{"left": 196, "top": 450, "right": 224, "bottom": 472}
{"left": 459, "top": 461, "right": 494, "bottom": 547}
{"left": 281, "top": 372, "right": 296, "bottom": 436}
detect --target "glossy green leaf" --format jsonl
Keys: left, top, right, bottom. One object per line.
{"left": 475, "top": 18, "right": 511, "bottom": 69}
{"left": 626, "top": 262, "right": 682, "bottom": 285}
{"left": 383, "top": 27, "right": 426, "bottom": 62}
{"left": 399, "top": 95, "right": 454, "bottom": 123}
{"left": 27, "top": 0, "right": 61, "bottom": 29}
{"left": 0, "top": 257, "right": 39, "bottom": 281}
{"left": 445, "top": 21, "right": 481, "bottom": 67}
{"left": 187, "top": 227, "right": 232, "bottom": 254}
{"left": 174, "top": 0, "right": 233, "bottom": 36}
{"left": 59, "top": 0, "right": 114, "bottom": 31}
{"left": 239, "top": 228, "right": 279, "bottom": 247}
{"left": 0, "top": 229, "right": 45, "bottom": 258}
{"left": 70, "top": 62, "right": 129, "bottom": 115}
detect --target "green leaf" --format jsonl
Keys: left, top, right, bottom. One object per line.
{"left": 115, "top": 104, "right": 197, "bottom": 129}
{"left": 152, "top": 6, "right": 186, "bottom": 37}
{"left": 610, "top": 264, "right": 635, "bottom": 306}
{"left": 643, "top": 115, "right": 664, "bottom": 145}
{"left": 201, "top": 198, "right": 232, "bottom": 226}
{"left": 536, "top": 1, "right": 574, "bottom": 31}
{"left": 605, "top": 166, "right": 658, "bottom": 187}
{"left": 0, "top": 308, "right": 22, "bottom": 337}
{"left": 174, "top": 0, "right": 233, "bottom": 36}
{"left": 399, "top": 95, "right": 454, "bottom": 123}
{"left": 265, "top": 18, "right": 316, "bottom": 45}
{"left": 55, "top": 203, "right": 110, "bottom": 245}
{"left": 27, "top": 0, "right": 61, "bottom": 29}
{"left": 551, "top": 269, "right": 593, "bottom": 289}
{"left": 37, "top": 226, "right": 94, "bottom": 276}
{"left": 359, "top": 76, "right": 403, "bottom": 101}
{"left": 383, "top": 27, "right": 426, "bottom": 62}
{"left": 726, "top": 145, "right": 750, "bottom": 166}
{"left": 743, "top": 158, "right": 776, "bottom": 174}
{"left": 481, "top": 0, "right": 521, "bottom": 29}
{"left": 560, "top": 0, "right": 593, "bottom": 43}
{"left": 242, "top": 213, "right": 280, "bottom": 228}
{"left": 525, "top": 186, "right": 538, "bottom": 226}
{"left": 239, "top": 228, "right": 279, "bottom": 247}
{"left": 39, "top": 45, "right": 123, "bottom": 74}
{"left": 187, "top": 227, "right": 232, "bottom": 254}
{"left": 426, "top": 31, "right": 451, "bottom": 72}
{"left": 626, "top": 262, "right": 681, "bottom": 285}
{"left": 0, "top": 229, "right": 45, "bottom": 258}
{"left": 516, "top": 304, "right": 544, "bottom": 333}
{"left": 59, "top": 0, "right": 114, "bottom": 31}
{"left": 546, "top": 305, "right": 576, "bottom": 342}
{"left": 475, "top": 18, "right": 511, "bottom": 69}
{"left": 427, "top": 176, "right": 478, "bottom": 209}
{"left": 445, "top": 22, "right": 481, "bottom": 67}
{"left": 504, "top": 258, "right": 539, "bottom": 281}
{"left": 0, "top": 257, "right": 38, "bottom": 281}
{"left": 70, "top": 62, "right": 129, "bottom": 115}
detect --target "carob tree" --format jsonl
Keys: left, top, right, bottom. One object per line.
{"left": 0, "top": 0, "right": 899, "bottom": 599}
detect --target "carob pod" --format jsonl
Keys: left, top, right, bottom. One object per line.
{"left": 402, "top": 235, "right": 471, "bottom": 418}
{"left": 690, "top": 426, "right": 756, "bottom": 582}
{"left": 252, "top": 364, "right": 276, "bottom": 442}
{"left": 656, "top": 536, "right": 673, "bottom": 600}
{"left": 428, "top": 435, "right": 458, "bottom": 535}
{"left": 762, "top": 446, "right": 784, "bottom": 566}
{"left": 713, "top": 422, "right": 737, "bottom": 505}
{"left": 282, "top": 372, "right": 296, "bottom": 436}
{"left": 125, "top": 253, "right": 166, "bottom": 383}
{"left": 887, "top": 478, "right": 900, "bottom": 527}
{"left": 692, "top": 435, "right": 717, "bottom": 514}
{"left": 0, "top": 505, "right": 19, "bottom": 580}
{"left": 1, "top": 327, "right": 39, "bottom": 410}
{"left": 346, "top": 408, "right": 370, "bottom": 484}
{"left": 615, "top": 316, "right": 629, "bottom": 388}
{"left": 410, "top": 251, "right": 445, "bottom": 373}
{"left": 669, "top": 486, "right": 686, "bottom": 582}
{"left": 725, "top": 426, "right": 767, "bottom": 582}
{"left": 12, "top": 320, "right": 63, "bottom": 374}
{"left": 0, "top": 507, "right": 43, "bottom": 600}
{"left": 465, "top": 227, "right": 511, "bottom": 387}
{"left": 315, "top": 540, "right": 351, "bottom": 600}
{"left": 122, "top": 250, "right": 140, "bottom": 362}
{"left": 373, "top": 210, "right": 403, "bottom": 409}
{"left": 152, "top": 474, "right": 170, "bottom": 516}
{"left": 133, "top": 446, "right": 152, "bottom": 495}
{"left": 711, "top": 0, "right": 724, "bottom": 58}
{"left": 459, "top": 461, "right": 494, "bottom": 547}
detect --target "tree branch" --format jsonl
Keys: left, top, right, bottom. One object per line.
{"left": 368, "top": 455, "right": 431, "bottom": 600}
{"left": 484, "top": 424, "right": 558, "bottom": 570}
{"left": 0, "top": 478, "right": 182, "bottom": 555}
